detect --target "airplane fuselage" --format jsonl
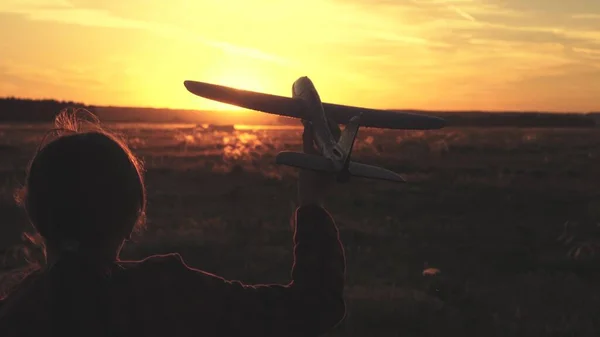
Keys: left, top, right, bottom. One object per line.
{"left": 292, "top": 76, "right": 345, "bottom": 169}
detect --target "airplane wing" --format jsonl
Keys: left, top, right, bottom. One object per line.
{"left": 184, "top": 80, "right": 305, "bottom": 119}
{"left": 275, "top": 151, "right": 338, "bottom": 173}
{"left": 276, "top": 151, "right": 406, "bottom": 183}
{"left": 348, "top": 162, "right": 406, "bottom": 183}
{"left": 322, "top": 103, "right": 446, "bottom": 130}
{"left": 184, "top": 80, "right": 446, "bottom": 130}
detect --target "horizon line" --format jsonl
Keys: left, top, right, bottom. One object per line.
{"left": 0, "top": 96, "right": 598, "bottom": 115}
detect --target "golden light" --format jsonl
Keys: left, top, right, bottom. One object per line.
{"left": 201, "top": 56, "right": 272, "bottom": 112}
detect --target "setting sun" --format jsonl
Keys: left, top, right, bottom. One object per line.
{"left": 1, "top": 0, "right": 599, "bottom": 112}
{"left": 194, "top": 55, "right": 274, "bottom": 112}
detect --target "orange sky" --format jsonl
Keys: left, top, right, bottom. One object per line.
{"left": 1, "top": 0, "right": 599, "bottom": 112}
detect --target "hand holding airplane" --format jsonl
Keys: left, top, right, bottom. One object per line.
{"left": 297, "top": 119, "right": 335, "bottom": 207}
{"left": 184, "top": 76, "right": 447, "bottom": 183}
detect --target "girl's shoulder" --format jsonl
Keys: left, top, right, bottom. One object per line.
{"left": 116, "top": 252, "right": 184, "bottom": 269}
{"left": 114, "top": 253, "right": 187, "bottom": 281}
{"left": 0, "top": 265, "right": 42, "bottom": 300}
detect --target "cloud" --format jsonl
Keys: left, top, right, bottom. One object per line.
{"left": 1, "top": 60, "right": 106, "bottom": 88}
{"left": 0, "top": 0, "right": 147, "bottom": 28}
{"left": 344, "top": 0, "right": 600, "bottom": 56}
{"left": 2, "top": 0, "right": 599, "bottom": 110}
{"left": 360, "top": 30, "right": 452, "bottom": 48}
{"left": 0, "top": 0, "right": 289, "bottom": 65}
{"left": 571, "top": 13, "right": 600, "bottom": 19}
{"left": 506, "top": 62, "right": 600, "bottom": 102}
{"left": 320, "top": 0, "right": 599, "bottom": 100}
{"left": 0, "top": 61, "right": 114, "bottom": 105}
{"left": 448, "top": 5, "right": 476, "bottom": 22}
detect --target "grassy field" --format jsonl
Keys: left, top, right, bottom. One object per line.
{"left": 2, "top": 123, "right": 600, "bottom": 336}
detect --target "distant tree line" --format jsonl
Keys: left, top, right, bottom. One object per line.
{"left": 0, "top": 98, "right": 274, "bottom": 124}
{"left": 1, "top": 97, "right": 597, "bottom": 127}
{"left": 423, "top": 111, "right": 598, "bottom": 128}
{"left": 0, "top": 97, "right": 95, "bottom": 122}
{"left": 277, "top": 110, "right": 598, "bottom": 128}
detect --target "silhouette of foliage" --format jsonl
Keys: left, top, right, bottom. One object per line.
{"left": 421, "top": 111, "right": 598, "bottom": 128}
{"left": 1, "top": 97, "right": 598, "bottom": 127}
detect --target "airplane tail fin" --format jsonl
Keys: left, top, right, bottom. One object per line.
{"left": 276, "top": 151, "right": 405, "bottom": 182}
{"left": 338, "top": 115, "right": 362, "bottom": 167}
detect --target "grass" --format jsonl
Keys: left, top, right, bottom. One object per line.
{"left": 2, "top": 123, "right": 600, "bottom": 336}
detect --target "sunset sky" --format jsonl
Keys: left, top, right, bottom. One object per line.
{"left": 1, "top": 0, "right": 599, "bottom": 112}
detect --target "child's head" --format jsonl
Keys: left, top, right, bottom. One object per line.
{"left": 16, "top": 110, "right": 146, "bottom": 257}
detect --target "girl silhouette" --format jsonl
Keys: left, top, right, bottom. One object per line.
{"left": 0, "top": 111, "right": 345, "bottom": 337}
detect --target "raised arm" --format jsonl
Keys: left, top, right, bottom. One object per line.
{"left": 150, "top": 122, "right": 345, "bottom": 337}
{"left": 159, "top": 202, "right": 345, "bottom": 337}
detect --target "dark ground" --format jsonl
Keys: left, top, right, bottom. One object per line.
{"left": 2, "top": 123, "right": 600, "bottom": 336}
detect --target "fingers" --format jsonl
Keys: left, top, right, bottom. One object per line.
{"left": 302, "top": 120, "right": 319, "bottom": 154}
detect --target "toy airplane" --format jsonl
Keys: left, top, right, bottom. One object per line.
{"left": 183, "top": 76, "right": 446, "bottom": 183}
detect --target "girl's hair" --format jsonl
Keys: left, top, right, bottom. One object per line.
{"left": 0, "top": 110, "right": 145, "bottom": 335}
{"left": 14, "top": 109, "right": 146, "bottom": 255}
